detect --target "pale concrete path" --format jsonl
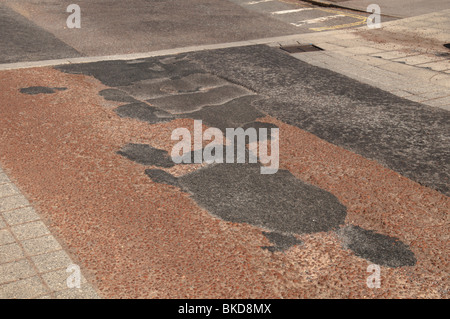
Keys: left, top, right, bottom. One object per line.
{"left": 281, "top": 9, "right": 450, "bottom": 110}
{"left": 1, "top": 9, "right": 449, "bottom": 112}
{"left": 0, "top": 166, "right": 100, "bottom": 299}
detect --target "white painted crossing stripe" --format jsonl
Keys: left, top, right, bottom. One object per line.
{"left": 271, "top": 8, "right": 314, "bottom": 15}
{"left": 291, "top": 15, "right": 345, "bottom": 27}
{"left": 246, "top": 0, "right": 273, "bottom": 5}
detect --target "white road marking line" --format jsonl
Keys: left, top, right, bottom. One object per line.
{"left": 291, "top": 14, "right": 345, "bottom": 27}
{"left": 246, "top": 0, "right": 273, "bottom": 5}
{"left": 271, "top": 8, "right": 314, "bottom": 15}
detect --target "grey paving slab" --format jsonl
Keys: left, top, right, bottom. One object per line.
{"left": 21, "top": 235, "right": 62, "bottom": 256}
{"left": 0, "top": 243, "right": 25, "bottom": 264}
{"left": 0, "top": 183, "right": 20, "bottom": 198}
{"left": 391, "top": 55, "right": 447, "bottom": 66}
{"left": 30, "top": 250, "right": 74, "bottom": 273}
{"left": 417, "top": 91, "right": 450, "bottom": 99}
{"left": 370, "top": 51, "right": 420, "bottom": 60}
{"left": 1, "top": 207, "right": 40, "bottom": 226}
{"left": 0, "top": 195, "right": 30, "bottom": 212}
{"left": 0, "top": 276, "right": 49, "bottom": 299}
{"left": 10, "top": 221, "right": 50, "bottom": 241}
{"left": 422, "top": 96, "right": 450, "bottom": 107}
{"left": 0, "top": 173, "right": 10, "bottom": 185}
{"left": 339, "top": 0, "right": 450, "bottom": 18}
{"left": 418, "top": 61, "right": 450, "bottom": 72}
{"left": 0, "top": 259, "right": 37, "bottom": 285}
{"left": 41, "top": 268, "right": 87, "bottom": 292}
{"left": 0, "top": 229, "right": 15, "bottom": 246}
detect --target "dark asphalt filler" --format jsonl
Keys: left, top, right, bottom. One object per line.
{"left": 140, "top": 151, "right": 415, "bottom": 266}
{"left": 338, "top": 225, "right": 417, "bottom": 268}
{"left": 20, "top": 86, "right": 67, "bottom": 95}
{"left": 0, "top": 4, "right": 80, "bottom": 64}
{"left": 99, "top": 89, "right": 140, "bottom": 103}
{"left": 187, "top": 45, "right": 450, "bottom": 196}
{"left": 55, "top": 50, "right": 419, "bottom": 266}
{"left": 115, "top": 102, "right": 175, "bottom": 124}
{"left": 117, "top": 144, "right": 176, "bottom": 168}
{"left": 57, "top": 50, "right": 450, "bottom": 196}
{"left": 261, "top": 232, "right": 303, "bottom": 253}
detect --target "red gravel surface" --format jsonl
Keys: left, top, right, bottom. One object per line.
{"left": 0, "top": 67, "right": 448, "bottom": 298}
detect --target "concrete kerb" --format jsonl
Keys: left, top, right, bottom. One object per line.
{"left": 0, "top": 32, "right": 350, "bottom": 71}
{"left": 1, "top": 6, "right": 447, "bottom": 72}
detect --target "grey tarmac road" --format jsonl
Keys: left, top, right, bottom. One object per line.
{"left": 0, "top": 4, "right": 81, "bottom": 63}
{"left": 0, "top": 0, "right": 374, "bottom": 63}
{"left": 0, "top": 0, "right": 448, "bottom": 299}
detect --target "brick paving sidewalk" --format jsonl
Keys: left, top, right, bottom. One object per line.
{"left": 0, "top": 166, "right": 100, "bottom": 299}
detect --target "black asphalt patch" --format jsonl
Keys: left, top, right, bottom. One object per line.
{"left": 178, "top": 164, "right": 347, "bottom": 234}
{"left": 117, "top": 144, "right": 175, "bottom": 168}
{"left": 242, "top": 122, "right": 279, "bottom": 141}
{"left": 118, "top": 73, "right": 229, "bottom": 100}
{"left": 20, "top": 86, "right": 67, "bottom": 95}
{"left": 338, "top": 225, "right": 417, "bottom": 267}
{"left": 146, "top": 85, "right": 254, "bottom": 114}
{"left": 141, "top": 152, "right": 415, "bottom": 265}
{"left": 56, "top": 58, "right": 206, "bottom": 87}
{"left": 262, "top": 232, "right": 303, "bottom": 252}
{"left": 0, "top": 4, "right": 80, "bottom": 64}
{"left": 181, "top": 96, "right": 266, "bottom": 131}
{"left": 115, "top": 102, "right": 174, "bottom": 124}
{"left": 187, "top": 45, "right": 450, "bottom": 196}
{"left": 56, "top": 50, "right": 418, "bottom": 264}
{"left": 99, "top": 89, "right": 139, "bottom": 103}
{"left": 145, "top": 169, "right": 181, "bottom": 188}
{"left": 57, "top": 57, "right": 268, "bottom": 130}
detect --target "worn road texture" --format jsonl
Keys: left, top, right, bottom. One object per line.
{"left": 0, "top": 3, "right": 81, "bottom": 63}
{"left": 0, "top": 45, "right": 448, "bottom": 298}
{"left": 188, "top": 45, "right": 450, "bottom": 196}
{"left": 0, "top": 0, "right": 299, "bottom": 62}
